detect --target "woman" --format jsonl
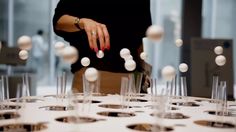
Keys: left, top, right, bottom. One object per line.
{"left": 53, "top": 0, "right": 152, "bottom": 94}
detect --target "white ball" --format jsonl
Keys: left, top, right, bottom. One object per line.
{"left": 179, "top": 63, "right": 188, "bottom": 73}
{"left": 55, "top": 41, "right": 65, "bottom": 49}
{"left": 17, "top": 35, "right": 32, "bottom": 50}
{"left": 161, "top": 66, "right": 176, "bottom": 81}
{"left": 96, "top": 50, "right": 104, "bottom": 58}
{"left": 140, "top": 52, "right": 148, "bottom": 60}
{"left": 85, "top": 67, "right": 98, "bottom": 82}
{"left": 175, "top": 39, "right": 183, "bottom": 47}
{"left": 214, "top": 46, "right": 223, "bottom": 55}
{"left": 81, "top": 57, "right": 90, "bottom": 67}
{"left": 146, "top": 25, "right": 164, "bottom": 42}
{"left": 124, "top": 60, "right": 136, "bottom": 71}
{"left": 19, "top": 50, "right": 29, "bottom": 60}
{"left": 215, "top": 55, "right": 226, "bottom": 66}
{"left": 54, "top": 41, "right": 65, "bottom": 56}
{"left": 62, "top": 46, "right": 79, "bottom": 64}
{"left": 120, "top": 48, "right": 130, "bottom": 59}
{"left": 124, "top": 55, "right": 133, "bottom": 61}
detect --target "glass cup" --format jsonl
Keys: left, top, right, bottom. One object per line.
{"left": 211, "top": 75, "right": 219, "bottom": 100}
{"left": 22, "top": 73, "right": 30, "bottom": 96}
{"left": 128, "top": 72, "right": 143, "bottom": 99}
{"left": 0, "top": 75, "right": 10, "bottom": 110}
{"left": 56, "top": 72, "right": 67, "bottom": 100}
{"left": 120, "top": 77, "right": 130, "bottom": 109}
{"left": 82, "top": 73, "right": 100, "bottom": 115}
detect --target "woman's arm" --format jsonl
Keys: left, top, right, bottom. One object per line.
{"left": 55, "top": 15, "right": 80, "bottom": 32}
{"left": 55, "top": 15, "right": 110, "bottom": 52}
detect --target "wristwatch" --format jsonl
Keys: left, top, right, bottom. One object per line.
{"left": 74, "top": 17, "right": 82, "bottom": 30}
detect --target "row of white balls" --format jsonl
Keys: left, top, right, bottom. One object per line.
{"left": 17, "top": 37, "right": 79, "bottom": 62}
{"left": 120, "top": 48, "right": 136, "bottom": 71}
{"left": 83, "top": 48, "right": 149, "bottom": 81}
{"left": 161, "top": 46, "right": 226, "bottom": 82}
{"left": 214, "top": 46, "right": 226, "bottom": 66}
{"left": 146, "top": 25, "right": 183, "bottom": 48}
{"left": 84, "top": 47, "right": 225, "bottom": 82}
{"left": 17, "top": 36, "right": 31, "bottom": 60}
{"left": 54, "top": 42, "right": 79, "bottom": 64}
{"left": 162, "top": 63, "right": 188, "bottom": 81}
{"left": 82, "top": 48, "right": 147, "bottom": 77}
{"left": 84, "top": 63, "right": 189, "bottom": 83}
{"left": 82, "top": 48, "right": 149, "bottom": 71}
{"left": 56, "top": 42, "right": 97, "bottom": 82}
{"left": 55, "top": 41, "right": 106, "bottom": 64}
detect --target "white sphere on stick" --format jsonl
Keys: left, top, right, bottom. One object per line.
{"left": 214, "top": 46, "right": 223, "bottom": 55}
{"left": 17, "top": 35, "right": 32, "bottom": 50}
{"left": 96, "top": 50, "right": 104, "bottom": 58}
{"left": 120, "top": 48, "right": 130, "bottom": 59}
{"left": 179, "top": 63, "right": 188, "bottom": 73}
{"left": 215, "top": 55, "right": 226, "bottom": 66}
{"left": 55, "top": 41, "right": 65, "bottom": 56}
{"left": 162, "top": 66, "right": 176, "bottom": 81}
{"left": 124, "top": 60, "right": 136, "bottom": 71}
{"left": 140, "top": 52, "right": 148, "bottom": 60}
{"left": 146, "top": 25, "right": 164, "bottom": 42}
{"left": 85, "top": 67, "right": 98, "bottom": 82}
{"left": 81, "top": 57, "right": 90, "bottom": 67}
{"left": 62, "top": 46, "right": 79, "bottom": 64}
{"left": 19, "top": 50, "right": 29, "bottom": 60}
{"left": 175, "top": 39, "right": 183, "bottom": 47}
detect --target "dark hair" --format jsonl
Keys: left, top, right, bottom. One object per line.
{"left": 37, "top": 30, "right": 44, "bottom": 35}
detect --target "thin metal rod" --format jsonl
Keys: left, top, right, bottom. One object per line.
{"left": 1, "top": 76, "right": 5, "bottom": 100}
{"left": 5, "top": 76, "right": 9, "bottom": 100}
{"left": 25, "top": 73, "right": 30, "bottom": 96}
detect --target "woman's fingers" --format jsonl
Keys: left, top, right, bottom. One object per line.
{"left": 82, "top": 18, "right": 110, "bottom": 52}
{"left": 101, "top": 24, "right": 110, "bottom": 50}
{"left": 91, "top": 29, "right": 98, "bottom": 52}
{"left": 96, "top": 25, "right": 105, "bottom": 51}
{"left": 84, "top": 27, "right": 94, "bottom": 50}
{"left": 84, "top": 23, "right": 98, "bottom": 52}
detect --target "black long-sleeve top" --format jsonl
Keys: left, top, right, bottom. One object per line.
{"left": 53, "top": 0, "right": 152, "bottom": 73}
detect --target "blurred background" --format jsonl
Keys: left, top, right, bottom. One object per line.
{"left": 0, "top": 0, "right": 235, "bottom": 99}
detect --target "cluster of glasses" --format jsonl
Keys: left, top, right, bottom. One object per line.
{"left": 56, "top": 72, "right": 67, "bottom": 100}
{"left": 148, "top": 75, "right": 188, "bottom": 131}
{"left": 12, "top": 74, "right": 31, "bottom": 125}
{"left": 0, "top": 74, "right": 30, "bottom": 109}
{"left": 150, "top": 75, "right": 188, "bottom": 105}
{"left": 16, "top": 73, "right": 31, "bottom": 102}
{"left": 211, "top": 75, "right": 228, "bottom": 125}
{"left": 120, "top": 73, "right": 143, "bottom": 110}
{"left": 66, "top": 72, "right": 100, "bottom": 119}
{"left": 0, "top": 75, "right": 10, "bottom": 110}
{"left": 0, "top": 73, "right": 31, "bottom": 128}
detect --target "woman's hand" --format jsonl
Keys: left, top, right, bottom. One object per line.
{"left": 79, "top": 18, "right": 110, "bottom": 52}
